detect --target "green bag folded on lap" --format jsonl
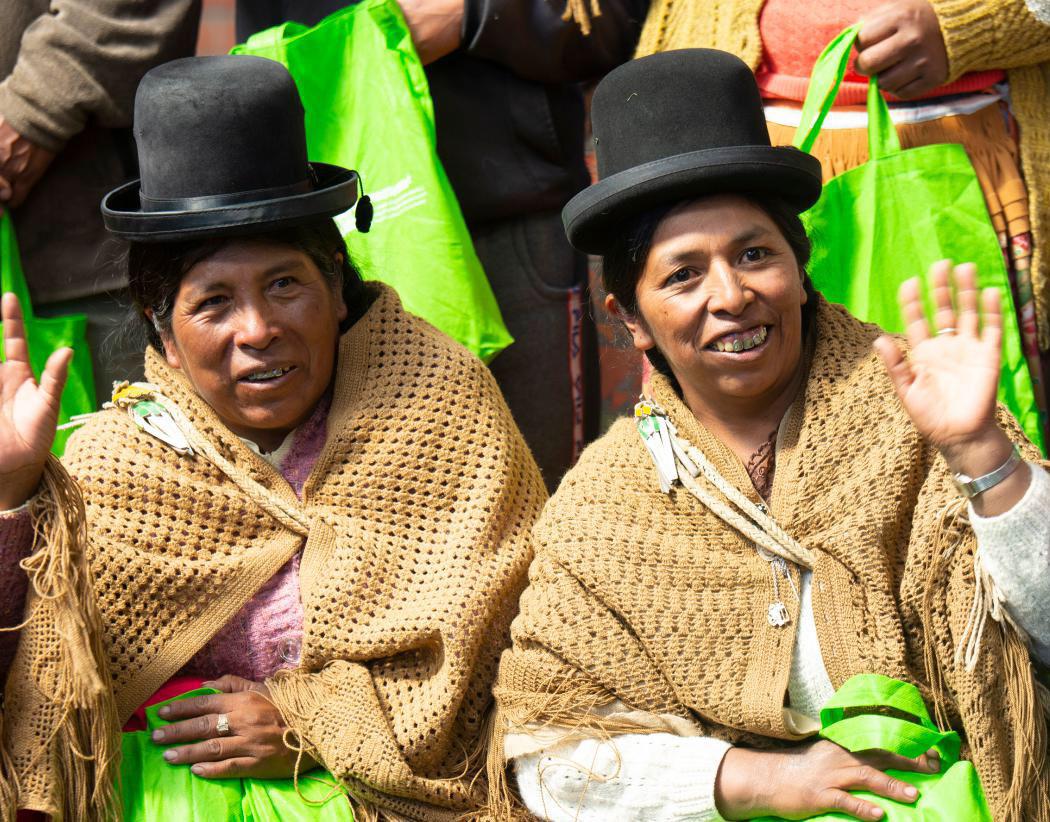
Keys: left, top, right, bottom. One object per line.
{"left": 231, "top": 0, "right": 512, "bottom": 363}
{"left": 0, "top": 213, "right": 95, "bottom": 455}
{"left": 120, "top": 688, "right": 355, "bottom": 821}
{"left": 753, "top": 674, "right": 991, "bottom": 821}
{"left": 793, "top": 26, "right": 1044, "bottom": 452}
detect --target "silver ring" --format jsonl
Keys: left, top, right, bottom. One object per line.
{"left": 937, "top": 327, "right": 956, "bottom": 336}
{"left": 215, "top": 713, "right": 231, "bottom": 736}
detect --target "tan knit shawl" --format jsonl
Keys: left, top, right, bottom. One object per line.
{"left": 493, "top": 300, "right": 1050, "bottom": 821}
{"left": 614, "top": 0, "right": 1050, "bottom": 350}
{"left": 2, "top": 285, "right": 546, "bottom": 821}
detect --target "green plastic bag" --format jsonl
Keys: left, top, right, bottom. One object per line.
{"left": 793, "top": 26, "right": 1044, "bottom": 452}
{"left": 232, "top": 0, "right": 512, "bottom": 363}
{"left": 0, "top": 213, "right": 95, "bottom": 455}
{"left": 753, "top": 674, "right": 991, "bottom": 821}
{"left": 120, "top": 688, "right": 355, "bottom": 821}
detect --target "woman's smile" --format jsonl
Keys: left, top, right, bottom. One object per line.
{"left": 704, "top": 323, "right": 770, "bottom": 354}
{"left": 622, "top": 195, "right": 806, "bottom": 418}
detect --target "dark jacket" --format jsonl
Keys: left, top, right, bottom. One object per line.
{"left": 0, "top": 0, "right": 201, "bottom": 303}
{"left": 236, "top": 0, "right": 646, "bottom": 226}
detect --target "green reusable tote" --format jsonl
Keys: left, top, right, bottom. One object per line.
{"left": 793, "top": 25, "right": 1044, "bottom": 452}
{"left": 753, "top": 674, "right": 991, "bottom": 822}
{"left": 0, "top": 213, "right": 95, "bottom": 455}
{"left": 232, "top": 0, "right": 512, "bottom": 363}
{"left": 120, "top": 688, "right": 355, "bottom": 821}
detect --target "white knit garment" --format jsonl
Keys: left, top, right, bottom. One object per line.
{"left": 512, "top": 464, "right": 1050, "bottom": 821}
{"left": 1025, "top": 0, "right": 1050, "bottom": 23}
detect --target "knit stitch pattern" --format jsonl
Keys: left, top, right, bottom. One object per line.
{"left": 2, "top": 285, "right": 546, "bottom": 820}
{"left": 494, "top": 298, "right": 1050, "bottom": 821}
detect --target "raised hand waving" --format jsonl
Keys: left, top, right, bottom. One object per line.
{"left": 0, "top": 292, "right": 71, "bottom": 509}
{"left": 873, "top": 261, "right": 1029, "bottom": 515}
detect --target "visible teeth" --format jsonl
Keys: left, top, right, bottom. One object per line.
{"left": 712, "top": 326, "right": 768, "bottom": 353}
{"left": 245, "top": 367, "right": 289, "bottom": 382}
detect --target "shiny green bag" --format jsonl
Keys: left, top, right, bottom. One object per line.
{"left": 232, "top": 0, "right": 512, "bottom": 362}
{"left": 0, "top": 213, "right": 95, "bottom": 455}
{"left": 754, "top": 674, "right": 991, "bottom": 821}
{"left": 793, "top": 26, "right": 1044, "bottom": 452}
{"left": 120, "top": 688, "right": 354, "bottom": 821}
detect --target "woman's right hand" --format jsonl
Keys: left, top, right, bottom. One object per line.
{"left": 715, "top": 739, "right": 940, "bottom": 820}
{"left": 0, "top": 292, "right": 71, "bottom": 509}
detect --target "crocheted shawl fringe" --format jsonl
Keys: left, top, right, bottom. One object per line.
{"left": 489, "top": 300, "right": 1050, "bottom": 822}
{"left": 0, "top": 456, "right": 119, "bottom": 822}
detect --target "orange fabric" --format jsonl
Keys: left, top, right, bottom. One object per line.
{"left": 755, "top": 0, "right": 1004, "bottom": 104}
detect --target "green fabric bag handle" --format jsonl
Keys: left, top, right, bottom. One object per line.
{"left": 792, "top": 25, "right": 901, "bottom": 160}
{"left": 818, "top": 676, "right": 962, "bottom": 766}
{"left": 819, "top": 674, "right": 934, "bottom": 729}
{"left": 1, "top": 213, "right": 35, "bottom": 316}
{"left": 243, "top": 21, "right": 309, "bottom": 51}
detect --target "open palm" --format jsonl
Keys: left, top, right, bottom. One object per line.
{"left": 873, "top": 262, "right": 1001, "bottom": 450}
{"left": 0, "top": 292, "right": 70, "bottom": 506}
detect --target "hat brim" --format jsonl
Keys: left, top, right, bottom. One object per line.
{"left": 563, "top": 145, "right": 823, "bottom": 255}
{"left": 101, "top": 162, "right": 360, "bottom": 242}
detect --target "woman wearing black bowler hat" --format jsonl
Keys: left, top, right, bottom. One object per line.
{"left": 488, "top": 49, "right": 1050, "bottom": 821}
{"left": 0, "top": 55, "right": 545, "bottom": 819}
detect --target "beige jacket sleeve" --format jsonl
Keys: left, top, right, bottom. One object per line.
{"left": 0, "top": 0, "right": 201, "bottom": 152}
{"left": 931, "top": 0, "right": 1050, "bottom": 78}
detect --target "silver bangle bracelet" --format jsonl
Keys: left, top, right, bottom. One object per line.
{"left": 952, "top": 445, "right": 1023, "bottom": 498}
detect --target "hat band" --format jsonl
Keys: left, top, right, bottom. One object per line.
{"left": 139, "top": 178, "right": 315, "bottom": 213}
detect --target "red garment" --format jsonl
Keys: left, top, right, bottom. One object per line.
{"left": 754, "top": 0, "right": 1004, "bottom": 104}
{"left": 121, "top": 674, "right": 206, "bottom": 732}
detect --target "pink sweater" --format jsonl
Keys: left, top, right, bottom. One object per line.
{"left": 0, "top": 394, "right": 330, "bottom": 685}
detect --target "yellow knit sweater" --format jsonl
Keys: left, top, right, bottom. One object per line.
{"left": 493, "top": 299, "right": 1050, "bottom": 821}
{"left": 1, "top": 285, "right": 547, "bottom": 820}
{"left": 632, "top": 0, "right": 1050, "bottom": 349}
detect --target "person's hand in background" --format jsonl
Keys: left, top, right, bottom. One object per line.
{"left": 396, "top": 0, "right": 465, "bottom": 64}
{"left": 0, "top": 116, "right": 55, "bottom": 212}
{"left": 855, "top": 0, "right": 950, "bottom": 99}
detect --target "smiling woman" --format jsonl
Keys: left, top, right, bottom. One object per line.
{"left": 488, "top": 48, "right": 1050, "bottom": 822}
{"left": 127, "top": 225, "right": 367, "bottom": 450}
{"left": 0, "top": 55, "right": 545, "bottom": 821}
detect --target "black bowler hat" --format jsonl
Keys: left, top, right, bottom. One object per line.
{"left": 563, "top": 49, "right": 823, "bottom": 255}
{"left": 102, "top": 55, "right": 366, "bottom": 242}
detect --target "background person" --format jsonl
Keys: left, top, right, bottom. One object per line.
{"left": 237, "top": 0, "right": 649, "bottom": 489}
{"left": 1, "top": 0, "right": 202, "bottom": 398}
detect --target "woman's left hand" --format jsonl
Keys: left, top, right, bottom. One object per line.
{"left": 854, "top": 0, "right": 949, "bottom": 99}
{"left": 152, "top": 674, "right": 317, "bottom": 779}
{"left": 873, "top": 261, "right": 1000, "bottom": 452}
{"left": 874, "top": 261, "right": 1029, "bottom": 514}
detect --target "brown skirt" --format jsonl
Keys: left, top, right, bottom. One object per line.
{"left": 768, "top": 102, "right": 1048, "bottom": 433}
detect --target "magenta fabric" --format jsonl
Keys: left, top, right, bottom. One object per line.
{"left": 122, "top": 674, "right": 207, "bottom": 732}
{"left": 178, "top": 390, "right": 331, "bottom": 682}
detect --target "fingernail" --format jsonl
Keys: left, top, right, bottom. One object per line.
{"left": 870, "top": 808, "right": 884, "bottom": 819}
{"left": 158, "top": 705, "right": 170, "bottom": 717}
{"left": 904, "top": 785, "right": 919, "bottom": 799}
{"left": 151, "top": 729, "right": 165, "bottom": 742}
{"left": 162, "top": 749, "right": 176, "bottom": 762}
{"left": 190, "top": 764, "right": 204, "bottom": 776}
